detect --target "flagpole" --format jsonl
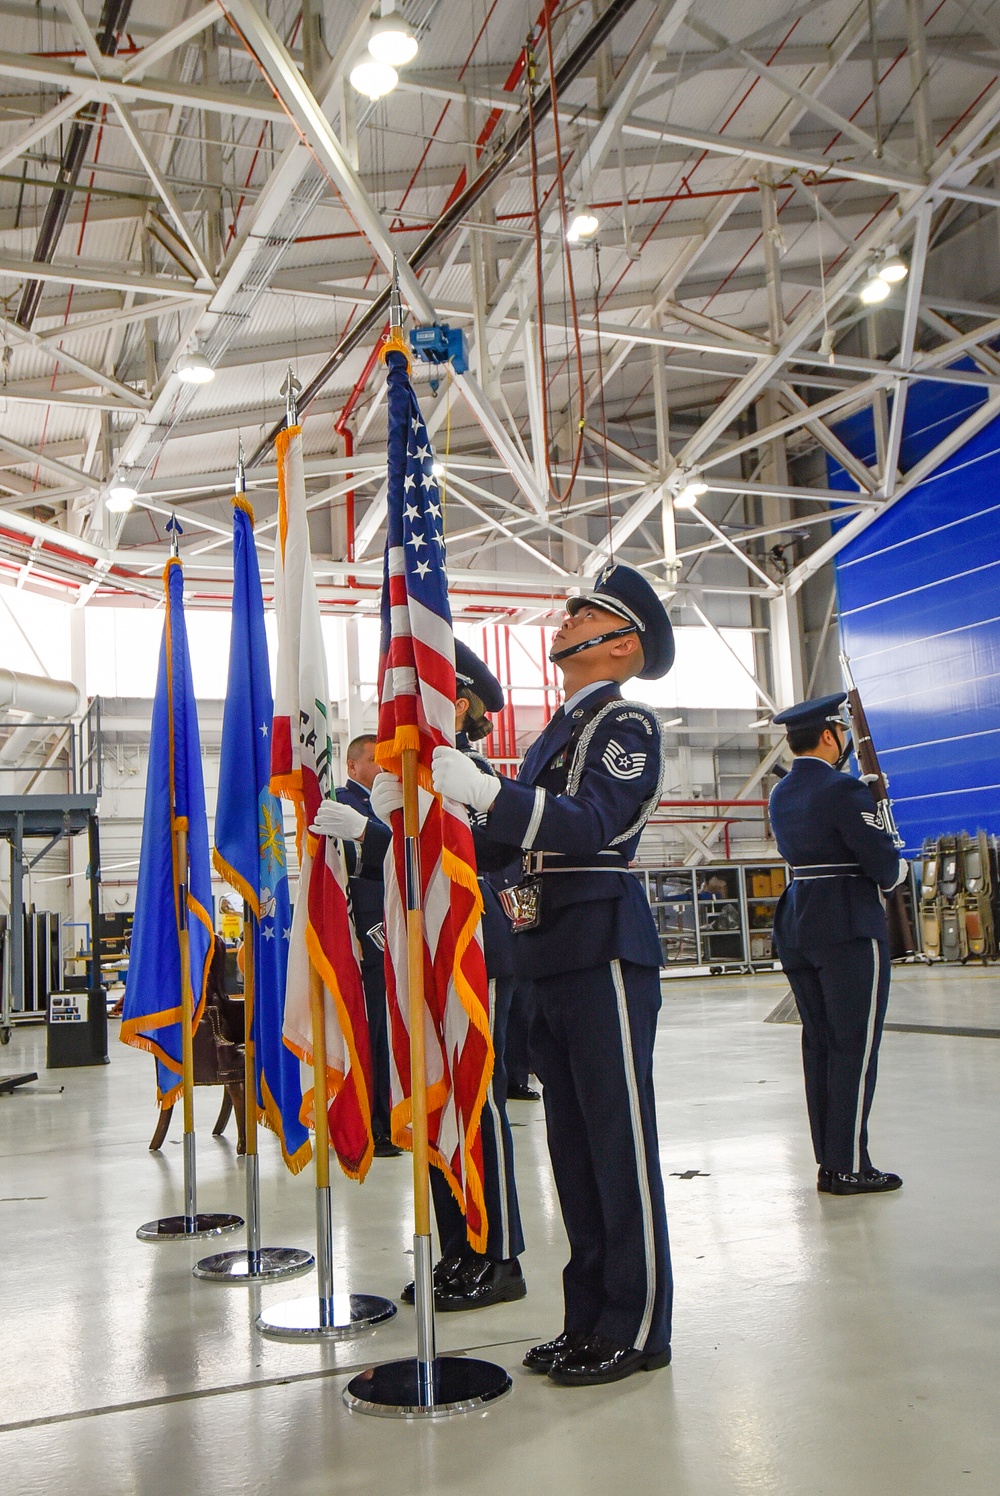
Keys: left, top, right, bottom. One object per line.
{"left": 177, "top": 819, "right": 198, "bottom": 1228}
{"left": 243, "top": 904, "right": 261, "bottom": 1269}
{"left": 193, "top": 899, "right": 314, "bottom": 1282}
{"left": 345, "top": 265, "right": 511, "bottom": 1416}
{"left": 138, "top": 528, "right": 243, "bottom": 1243}
{"left": 194, "top": 445, "right": 314, "bottom": 1283}
{"left": 401, "top": 744, "right": 436, "bottom": 1402}
{"left": 255, "top": 372, "right": 395, "bottom": 1340}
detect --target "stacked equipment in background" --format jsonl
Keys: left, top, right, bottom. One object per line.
{"left": 920, "top": 831, "right": 999, "bottom": 961}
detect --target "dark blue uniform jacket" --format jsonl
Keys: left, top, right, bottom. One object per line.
{"left": 458, "top": 734, "right": 515, "bottom": 979}
{"left": 768, "top": 757, "right": 902, "bottom": 950}
{"left": 476, "top": 684, "right": 664, "bottom": 978}
{"left": 336, "top": 780, "right": 390, "bottom": 972}
{"left": 344, "top": 745, "right": 515, "bottom": 980}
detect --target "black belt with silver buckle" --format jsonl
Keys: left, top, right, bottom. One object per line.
{"left": 791, "top": 862, "right": 864, "bottom": 881}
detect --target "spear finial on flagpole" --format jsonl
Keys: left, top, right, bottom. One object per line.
{"left": 236, "top": 436, "right": 247, "bottom": 495}
{"left": 166, "top": 514, "right": 182, "bottom": 559}
{"left": 379, "top": 256, "right": 411, "bottom": 369}
{"left": 281, "top": 367, "right": 301, "bottom": 427}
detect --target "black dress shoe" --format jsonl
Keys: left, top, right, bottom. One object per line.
{"left": 817, "top": 1168, "right": 832, "bottom": 1192}
{"left": 547, "top": 1333, "right": 671, "bottom": 1387}
{"left": 829, "top": 1168, "right": 902, "bottom": 1195}
{"left": 400, "top": 1255, "right": 466, "bottom": 1304}
{"left": 373, "top": 1135, "right": 403, "bottom": 1158}
{"left": 507, "top": 1083, "right": 541, "bottom": 1102}
{"left": 435, "top": 1255, "right": 527, "bottom": 1312}
{"left": 523, "top": 1331, "right": 587, "bottom": 1372}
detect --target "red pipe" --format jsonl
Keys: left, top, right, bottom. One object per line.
{"left": 334, "top": 337, "right": 387, "bottom": 563}
{"left": 657, "top": 798, "right": 769, "bottom": 808}
{"left": 502, "top": 623, "right": 516, "bottom": 764}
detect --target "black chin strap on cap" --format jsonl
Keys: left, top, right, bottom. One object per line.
{"left": 549, "top": 624, "right": 637, "bottom": 664}
{"left": 826, "top": 716, "right": 853, "bottom": 770}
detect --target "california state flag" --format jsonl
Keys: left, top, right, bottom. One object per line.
{"left": 270, "top": 422, "right": 373, "bottom": 1180}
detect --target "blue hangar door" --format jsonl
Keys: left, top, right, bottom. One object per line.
{"left": 825, "top": 373, "right": 1000, "bottom": 853}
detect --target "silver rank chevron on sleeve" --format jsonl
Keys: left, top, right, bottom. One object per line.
{"left": 600, "top": 738, "right": 648, "bottom": 781}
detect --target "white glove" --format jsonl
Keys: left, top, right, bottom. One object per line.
{"left": 432, "top": 745, "right": 501, "bottom": 813}
{"left": 890, "top": 857, "right": 909, "bottom": 890}
{"left": 369, "top": 772, "right": 404, "bottom": 823}
{"left": 310, "top": 798, "right": 368, "bottom": 841}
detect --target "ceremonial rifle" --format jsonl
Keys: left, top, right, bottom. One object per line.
{"left": 840, "top": 653, "right": 916, "bottom": 958}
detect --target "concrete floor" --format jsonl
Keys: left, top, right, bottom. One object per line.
{"left": 1, "top": 966, "right": 998, "bottom": 1496}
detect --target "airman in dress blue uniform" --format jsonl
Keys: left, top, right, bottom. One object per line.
{"left": 330, "top": 736, "right": 400, "bottom": 1159}
{"left": 431, "top": 563, "right": 675, "bottom": 1387}
{"left": 769, "top": 694, "right": 908, "bottom": 1196}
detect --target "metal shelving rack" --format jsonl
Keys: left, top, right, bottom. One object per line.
{"left": 639, "top": 861, "right": 789, "bottom": 973}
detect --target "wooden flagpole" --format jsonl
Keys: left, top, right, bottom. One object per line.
{"left": 402, "top": 745, "right": 436, "bottom": 1402}
{"left": 241, "top": 905, "right": 261, "bottom": 1271}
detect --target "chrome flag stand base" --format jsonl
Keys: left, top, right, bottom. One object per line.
{"left": 190, "top": 1244, "right": 308, "bottom": 1280}
{"left": 194, "top": 1246, "right": 313, "bottom": 1282}
{"left": 138, "top": 1133, "right": 243, "bottom": 1241}
{"left": 194, "top": 1157, "right": 313, "bottom": 1282}
{"left": 344, "top": 1233, "right": 511, "bottom": 1418}
{"left": 255, "top": 1184, "right": 396, "bottom": 1341}
{"left": 138, "top": 1213, "right": 244, "bottom": 1242}
{"left": 256, "top": 1292, "right": 397, "bottom": 1341}
{"left": 344, "top": 1356, "right": 512, "bottom": 1420}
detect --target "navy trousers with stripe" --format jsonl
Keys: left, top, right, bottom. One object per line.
{"left": 785, "top": 937, "right": 891, "bottom": 1174}
{"left": 431, "top": 976, "right": 525, "bottom": 1262}
{"left": 531, "top": 959, "right": 672, "bottom": 1354}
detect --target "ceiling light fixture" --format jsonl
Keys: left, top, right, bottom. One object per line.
{"left": 350, "top": 57, "right": 399, "bottom": 99}
{"left": 674, "top": 478, "right": 708, "bottom": 510}
{"left": 176, "top": 350, "right": 216, "bottom": 384}
{"left": 878, "top": 247, "right": 908, "bottom": 284}
{"left": 368, "top": 4, "right": 418, "bottom": 67}
{"left": 431, "top": 459, "right": 446, "bottom": 477}
{"left": 566, "top": 211, "right": 600, "bottom": 243}
{"left": 859, "top": 269, "right": 891, "bottom": 305}
{"left": 106, "top": 479, "right": 137, "bottom": 513}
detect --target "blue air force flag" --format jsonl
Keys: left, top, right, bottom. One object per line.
{"left": 213, "top": 496, "right": 310, "bottom": 1172}
{"left": 121, "top": 558, "right": 215, "bottom": 1105}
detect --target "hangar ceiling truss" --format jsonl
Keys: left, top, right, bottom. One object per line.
{"left": 1, "top": 0, "right": 1000, "bottom": 649}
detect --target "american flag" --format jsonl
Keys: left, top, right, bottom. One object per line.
{"left": 377, "top": 348, "right": 492, "bottom": 1252}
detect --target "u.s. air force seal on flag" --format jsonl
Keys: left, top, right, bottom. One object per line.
{"left": 601, "top": 737, "right": 648, "bottom": 780}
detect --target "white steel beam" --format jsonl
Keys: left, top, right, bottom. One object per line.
{"left": 122, "top": 3, "right": 223, "bottom": 82}
{"left": 0, "top": 47, "right": 287, "bottom": 120}
{"left": 111, "top": 102, "right": 216, "bottom": 286}
{"left": 3, "top": 318, "right": 150, "bottom": 409}
{"left": 0, "top": 252, "right": 208, "bottom": 299}
{"left": 221, "top": 0, "right": 547, "bottom": 517}
{"left": 881, "top": 201, "right": 932, "bottom": 497}
{"left": 0, "top": 93, "right": 84, "bottom": 176}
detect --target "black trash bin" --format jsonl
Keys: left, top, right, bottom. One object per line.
{"left": 47, "top": 986, "right": 109, "bottom": 1069}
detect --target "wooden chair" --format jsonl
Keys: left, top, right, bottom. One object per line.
{"left": 148, "top": 947, "right": 248, "bottom": 1152}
